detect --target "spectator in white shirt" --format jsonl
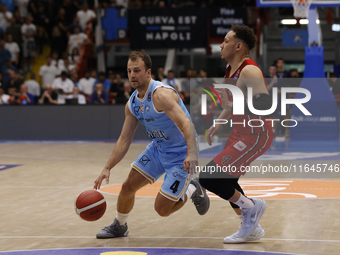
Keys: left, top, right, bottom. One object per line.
{"left": 76, "top": 3, "right": 96, "bottom": 32}
{"left": 0, "top": 4, "right": 13, "bottom": 31}
{"left": 25, "top": 72, "right": 40, "bottom": 97}
{"left": 67, "top": 26, "right": 88, "bottom": 55}
{"left": 66, "top": 86, "right": 86, "bottom": 104}
{"left": 0, "top": 85, "right": 9, "bottom": 104}
{"left": 4, "top": 34, "right": 19, "bottom": 67}
{"left": 78, "top": 69, "right": 95, "bottom": 99}
{"left": 68, "top": 47, "right": 80, "bottom": 71}
{"left": 50, "top": 51, "right": 66, "bottom": 74}
{"left": 39, "top": 56, "right": 59, "bottom": 89}
{"left": 17, "top": 0, "right": 29, "bottom": 19}
{"left": 51, "top": 71, "right": 74, "bottom": 104}
{"left": 21, "top": 14, "right": 36, "bottom": 72}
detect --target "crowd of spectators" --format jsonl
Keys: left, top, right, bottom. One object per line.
{"left": 100, "top": 0, "right": 255, "bottom": 9}
{"left": 0, "top": 0, "right": 96, "bottom": 105}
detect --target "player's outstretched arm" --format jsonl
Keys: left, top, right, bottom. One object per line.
{"left": 153, "top": 87, "right": 198, "bottom": 174}
{"left": 94, "top": 103, "right": 139, "bottom": 190}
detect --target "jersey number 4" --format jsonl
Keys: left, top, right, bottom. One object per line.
{"left": 170, "top": 180, "right": 180, "bottom": 194}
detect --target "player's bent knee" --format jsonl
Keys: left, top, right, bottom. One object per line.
{"left": 154, "top": 204, "right": 171, "bottom": 217}
{"left": 120, "top": 181, "right": 137, "bottom": 196}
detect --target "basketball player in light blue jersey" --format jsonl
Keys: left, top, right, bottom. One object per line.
{"left": 93, "top": 50, "right": 209, "bottom": 239}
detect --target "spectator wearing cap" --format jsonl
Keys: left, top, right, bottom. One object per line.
{"left": 51, "top": 71, "right": 74, "bottom": 104}
{"left": 93, "top": 71, "right": 111, "bottom": 93}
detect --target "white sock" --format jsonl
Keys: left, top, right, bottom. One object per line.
{"left": 116, "top": 211, "right": 129, "bottom": 225}
{"left": 185, "top": 184, "right": 196, "bottom": 200}
{"left": 233, "top": 194, "right": 254, "bottom": 209}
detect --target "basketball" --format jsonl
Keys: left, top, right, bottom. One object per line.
{"left": 75, "top": 190, "right": 106, "bottom": 221}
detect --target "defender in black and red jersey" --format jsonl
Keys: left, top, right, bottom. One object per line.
{"left": 199, "top": 25, "right": 274, "bottom": 244}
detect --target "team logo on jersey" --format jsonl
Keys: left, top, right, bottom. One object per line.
{"left": 147, "top": 92, "right": 152, "bottom": 102}
{"left": 134, "top": 106, "right": 140, "bottom": 116}
{"left": 139, "top": 155, "right": 151, "bottom": 166}
{"left": 145, "top": 105, "right": 150, "bottom": 112}
{"left": 140, "top": 105, "right": 144, "bottom": 113}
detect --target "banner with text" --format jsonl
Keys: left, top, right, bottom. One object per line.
{"left": 209, "top": 7, "right": 247, "bottom": 37}
{"left": 128, "top": 8, "right": 207, "bottom": 49}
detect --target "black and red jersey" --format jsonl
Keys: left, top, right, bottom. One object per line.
{"left": 224, "top": 59, "right": 272, "bottom": 135}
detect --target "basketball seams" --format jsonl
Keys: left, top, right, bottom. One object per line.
{"left": 77, "top": 191, "right": 103, "bottom": 207}
{"left": 75, "top": 198, "right": 106, "bottom": 214}
{"left": 75, "top": 190, "right": 107, "bottom": 221}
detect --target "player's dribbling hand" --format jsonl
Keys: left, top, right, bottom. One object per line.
{"left": 207, "top": 124, "right": 221, "bottom": 146}
{"left": 93, "top": 168, "right": 110, "bottom": 190}
{"left": 184, "top": 155, "right": 198, "bottom": 175}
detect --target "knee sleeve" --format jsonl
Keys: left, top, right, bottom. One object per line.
{"left": 198, "top": 161, "right": 238, "bottom": 201}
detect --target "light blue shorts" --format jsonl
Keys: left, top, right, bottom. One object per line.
{"left": 131, "top": 142, "right": 191, "bottom": 202}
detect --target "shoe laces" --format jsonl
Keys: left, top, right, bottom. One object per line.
{"left": 103, "top": 221, "right": 118, "bottom": 232}
{"left": 104, "top": 220, "right": 126, "bottom": 233}
{"left": 239, "top": 211, "right": 251, "bottom": 235}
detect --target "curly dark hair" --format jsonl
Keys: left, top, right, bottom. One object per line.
{"left": 231, "top": 25, "right": 256, "bottom": 51}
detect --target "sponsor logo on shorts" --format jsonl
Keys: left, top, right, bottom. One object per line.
{"left": 234, "top": 141, "right": 247, "bottom": 151}
{"left": 172, "top": 171, "right": 179, "bottom": 177}
{"left": 139, "top": 155, "right": 151, "bottom": 166}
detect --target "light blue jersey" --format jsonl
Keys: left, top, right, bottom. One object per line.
{"left": 128, "top": 79, "right": 191, "bottom": 153}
